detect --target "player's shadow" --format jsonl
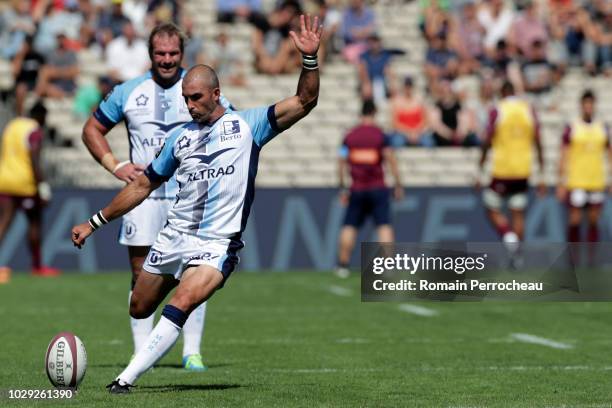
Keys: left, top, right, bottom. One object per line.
{"left": 91, "top": 363, "right": 233, "bottom": 369}
{"left": 139, "top": 383, "right": 242, "bottom": 393}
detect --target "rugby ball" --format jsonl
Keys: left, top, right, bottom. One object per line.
{"left": 45, "top": 332, "right": 87, "bottom": 389}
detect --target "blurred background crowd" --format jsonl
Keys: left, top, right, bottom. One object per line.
{"left": 0, "top": 0, "right": 608, "bottom": 148}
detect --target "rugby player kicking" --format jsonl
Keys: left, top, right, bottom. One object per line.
{"left": 72, "top": 14, "right": 322, "bottom": 393}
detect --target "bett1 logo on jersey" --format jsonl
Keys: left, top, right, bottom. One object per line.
{"left": 45, "top": 332, "right": 87, "bottom": 389}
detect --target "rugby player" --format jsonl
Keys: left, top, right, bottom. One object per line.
{"left": 476, "top": 81, "right": 545, "bottom": 255}
{"left": 0, "top": 101, "right": 59, "bottom": 276}
{"left": 556, "top": 90, "right": 611, "bottom": 261}
{"left": 81, "top": 24, "right": 231, "bottom": 371}
{"left": 335, "top": 99, "right": 403, "bottom": 278}
{"left": 72, "top": 14, "right": 321, "bottom": 393}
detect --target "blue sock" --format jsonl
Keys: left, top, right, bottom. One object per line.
{"left": 161, "top": 305, "right": 188, "bottom": 328}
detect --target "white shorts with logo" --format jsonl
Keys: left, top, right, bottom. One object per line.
{"left": 142, "top": 225, "right": 244, "bottom": 285}
{"left": 568, "top": 189, "right": 605, "bottom": 208}
{"left": 118, "top": 198, "right": 173, "bottom": 246}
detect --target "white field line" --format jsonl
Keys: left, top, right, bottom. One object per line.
{"left": 510, "top": 333, "right": 574, "bottom": 350}
{"left": 398, "top": 304, "right": 439, "bottom": 317}
{"left": 336, "top": 338, "right": 370, "bottom": 344}
{"left": 268, "top": 365, "right": 600, "bottom": 374}
{"left": 327, "top": 285, "right": 352, "bottom": 297}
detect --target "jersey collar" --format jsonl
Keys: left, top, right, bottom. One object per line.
{"left": 150, "top": 67, "right": 184, "bottom": 90}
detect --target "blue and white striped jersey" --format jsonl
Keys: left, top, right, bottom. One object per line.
{"left": 93, "top": 69, "right": 231, "bottom": 199}
{"left": 145, "top": 105, "right": 280, "bottom": 239}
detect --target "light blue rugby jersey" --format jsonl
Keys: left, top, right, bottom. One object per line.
{"left": 144, "top": 105, "right": 280, "bottom": 239}
{"left": 93, "top": 69, "right": 231, "bottom": 199}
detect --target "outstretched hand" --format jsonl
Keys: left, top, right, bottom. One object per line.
{"left": 289, "top": 14, "right": 323, "bottom": 56}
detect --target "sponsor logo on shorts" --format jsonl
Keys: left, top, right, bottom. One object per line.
{"left": 188, "top": 252, "right": 221, "bottom": 262}
{"left": 124, "top": 221, "right": 137, "bottom": 238}
{"left": 148, "top": 250, "right": 163, "bottom": 266}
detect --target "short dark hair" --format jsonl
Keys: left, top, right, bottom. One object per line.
{"left": 362, "top": 99, "right": 377, "bottom": 116}
{"left": 581, "top": 89, "right": 595, "bottom": 102}
{"left": 500, "top": 80, "right": 514, "bottom": 97}
{"left": 148, "top": 23, "right": 185, "bottom": 58}
{"left": 28, "top": 100, "right": 47, "bottom": 123}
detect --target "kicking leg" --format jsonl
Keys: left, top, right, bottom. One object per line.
{"left": 113, "top": 265, "right": 222, "bottom": 389}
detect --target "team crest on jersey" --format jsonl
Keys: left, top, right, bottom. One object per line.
{"left": 136, "top": 94, "right": 149, "bottom": 106}
{"left": 177, "top": 135, "right": 190, "bottom": 150}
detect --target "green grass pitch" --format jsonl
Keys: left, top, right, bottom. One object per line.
{"left": 1, "top": 271, "right": 612, "bottom": 407}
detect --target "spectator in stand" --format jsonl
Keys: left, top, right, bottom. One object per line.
{"left": 105, "top": 21, "right": 149, "bottom": 82}
{"left": 252, "top": 3, "right": 302, "bottom": 74}
{"left": 520, "top": 39, "right": 556, "bottom": 98}
{"left": 12, "top": 35, "right": 45, "bottom": 116}
{"left": 547, "top": 3, "right": 572, "bottom": 74}
{"left": 147, "top": 0, "right": 181, "bottom": 25}
{"left": 35, "top": 33, "right": 79, "bottom": 98}
{"left": 508, "top": 0, "right": 548, "bottom": 57}
{"left": 470, "top": 75, "right": 497, "bottom": 137}
{"left": 207, "top": 31, "right": 245, "bottom": 86}
{"left": 478, "top": 0, "right": 515, "bottom": 57}
{"left": 429, "top": 80, "right": 479, "bottom": 147}
{"left": 389, "top": 76, "right": 432, "bottom": 147}
{"left": 0, "top": 0, "right": 36, "bottom": 60}
{"left": 341, "top": 0, "right": 377, "bottom": 64}
{"left": 216, "top": 0, "right": 269, "bottom": 33}
{"left": 419, "top": 0, "right": 451, "bottom": 40}
{"left": 449, "top": 0, "right": 486, "bottom": 75}
{"left": 122, "top": 0, "right": 149, "bottom": 36}
{"left": 424, "top": 32, "right": 459, "bottom": 89}
{"left": 34, "top": 0, "right": 82, "bottom": 57}
{"left": 482, "top": 40, "right": 522, "bottom": 91}
{"left": 358, "top": 34, "right": 395, "bottom": 106}
{"left": 583, "top": 0, "right": 612, "bottom": 75}
{"left": 316, "top": 0, "right": 343, "bottom": 64}
{"left": 97, "top": 0, "right": 131, "bottom": 47}
{"left": 182, "top": 16, "right": 204, "bottom": 68}
{"left": 74, "top": 0, "right": 98, "bottom": 49}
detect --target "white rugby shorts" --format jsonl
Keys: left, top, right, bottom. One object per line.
{"left": 118, "top": 198, "right": 172, "bottom": 246}
{"left": 482, "top": 188, "right": 528, "bottom": 211}
{"left": 142, "top": 225, "right": 243, "bottom": 285}
{"left": 568, "top": 189, "right": 605, "bottom": 208}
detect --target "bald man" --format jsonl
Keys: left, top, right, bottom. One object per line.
{"left": 81, "top": 23, "right": 234, "bottom": 371}
{"left": 72, "top": 14, "right": 322, "bottom": 393}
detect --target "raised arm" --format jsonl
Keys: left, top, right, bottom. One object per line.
{"left": 274, "top": 15, "right": 322, "bottom": 131}
{"left": 71, "top": 174, "right": 161, "bottom": 248}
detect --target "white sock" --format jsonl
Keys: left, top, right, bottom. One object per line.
{"left": 129, "top": 291, "right": 155, "bottom": 354}
{"left": 117, "top": 316, "right": 181, "bottom": 385}
{"left": 503, "top": 231, "right": 520, "bottom": 254}
{"left": 182, "top": 302, "right": 206, "bottom": 357}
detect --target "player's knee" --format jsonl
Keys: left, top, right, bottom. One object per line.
{"left": 129, "top": 295, "right": 155, "bottom": 319}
